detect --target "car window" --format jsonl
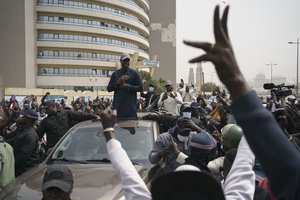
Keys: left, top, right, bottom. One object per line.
{"left": 51, "top": 126, "right": 154, "bottom": 162}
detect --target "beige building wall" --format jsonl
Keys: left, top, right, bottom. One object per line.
{"left": 149, "top": 0, "right": 176, "bottom": 84}
{"left": 0, "top": 0, "right": 27, "bottom": 87}
{"left": 25, "top": 0, "right": 37, "bottom": 88}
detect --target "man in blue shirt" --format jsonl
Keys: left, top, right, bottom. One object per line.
{"left": 107, "top": 53, "right": 143, "bottom": 118}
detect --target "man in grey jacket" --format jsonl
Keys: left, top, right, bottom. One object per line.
{"left": 149, "top": 117, "right": 202, "bottom": 173}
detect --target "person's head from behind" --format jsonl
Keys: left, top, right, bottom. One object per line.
{"left": 151, "top": 164, "right": 225, "bottom": 200}
{"left": 42, "top": 165, "right": 74, "bottom": 200}
{"left": 44, "top": 101, "right": 57, "bottom": 115}
{"left": 16, "top": 110, "right": 38, "bottom": 130}
{"left": 189, "top": 132, "right": 217, "bottom": 165}
{"left": 190, "top": 102, "right": 207, "bottom": 119}
{"left": 273, "top": 107, "right": 288, "bottom": 130}
{"left": 221, "top": 124, "right": 243, "bottom": 152}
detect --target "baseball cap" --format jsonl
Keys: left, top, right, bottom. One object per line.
{"left": 176, "top": 116, "right": 192, "bottom": 133}
{"left": 23, "top": 110, "right": 38, "bottom": 120}
{"left": 120, "top": 52, "right": 131, "bottom": 61}
{"left": 43, "top": 101, "right": 55, "bottom": 109}
{"left": 165, "top": 80, "right": 173, "bottom": 86}
{"left": 190, "top": 102, "right": 201, "bottom": 109}
{"left": 151, "top": 169, "right": 225, "bottom": 200}
{"left": 190, "top": 102, "right": 208, "bottom": 115}
{"left": 42, "top": 165, "right": 74, "bottom": 193}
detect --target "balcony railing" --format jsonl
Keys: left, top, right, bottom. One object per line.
{"left": 36, "top": 0, "right": 147, "bottom": 25}
{"left": 37, "top": 36, "right": 148, "bottom": 54}
{"left": 37, "top": 18, "right": 148, "bottom": 40}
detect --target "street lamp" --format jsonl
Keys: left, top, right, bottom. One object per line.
{"left": 266, "top": 63, "right": 277, "bottom": 83}
{"left": 288, "top": 38, "right": 299, "bottom": 97}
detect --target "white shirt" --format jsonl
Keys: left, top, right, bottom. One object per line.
{"left": 157, "top": 92, "right": 183, "bottom": 115}
{"left": 223, "top": 136, "right": 256, "bottom": 200}
{"left": 107, "top": 139, "right": 151, "bottom": 200}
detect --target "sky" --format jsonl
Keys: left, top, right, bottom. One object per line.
{"left": 176, "top": 0, "right": 300, "bottom": 86}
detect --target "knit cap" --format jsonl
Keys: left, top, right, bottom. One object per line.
{"left": 189, "top": 132, "right": 216, "bottom": 154}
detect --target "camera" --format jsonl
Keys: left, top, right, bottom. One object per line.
{"left": 263, "top": 83, "right": 294, "bottom": 97}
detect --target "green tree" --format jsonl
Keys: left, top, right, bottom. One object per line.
{"left": 139, "top": 70, "right": 166, "bottom": 92}
{"left": 201, "top": 82, "right": 216, "bottom": 92}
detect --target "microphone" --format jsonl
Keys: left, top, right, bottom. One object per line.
{"left": 263, "top": 83, "right": 275, "bottom": 90}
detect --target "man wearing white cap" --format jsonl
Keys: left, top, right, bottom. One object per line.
{"left": 157, "top": 80, "right": 183, "bottom": 115}
{"left": 107, "top": 52, "right": 143, "bottom": 118}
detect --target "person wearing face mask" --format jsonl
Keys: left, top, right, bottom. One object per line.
{"left": 149, "top": 116, "right": 201, "bottom": 174}
{"left": 141, "top": 83, "right": 160, "bottom": 111}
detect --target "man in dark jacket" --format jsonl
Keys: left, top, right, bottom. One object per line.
{"left": 141, "top": 83, "right": 160, "bottom": 110}
{"left": 107, "top": 52, "right": 143, "bottom": 118}
{"left": 8, "top": 110, "right": 40, "bottom": 176}
{"left": 36, "top": 101, "right": 99, "bottom": 150}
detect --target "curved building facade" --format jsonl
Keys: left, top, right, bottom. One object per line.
{"left": 36, "top": 0, "right": 150, "bottom": 91}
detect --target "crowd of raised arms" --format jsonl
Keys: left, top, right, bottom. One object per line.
{"left": 0, "top": 5, "right": 300, "bottom": 200}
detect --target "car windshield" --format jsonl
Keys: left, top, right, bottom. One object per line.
{"left": 50, "top": 125, "right": 154, "bottom": 164}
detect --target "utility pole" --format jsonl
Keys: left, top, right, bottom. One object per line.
{"left": 266, "top": 63, "right": 277, "bottom": 83}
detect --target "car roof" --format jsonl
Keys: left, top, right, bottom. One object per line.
{"left": 71, "top": 118, "right": 158, "bottom": 129}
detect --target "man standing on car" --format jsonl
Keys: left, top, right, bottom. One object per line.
{"left": 107, "top": 52, "right": 143, "bottom": 118}
{"left": 36, "top": 101, "right": 99, "bottom": 151}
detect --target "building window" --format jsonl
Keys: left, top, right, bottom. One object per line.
{"left": 48, "top": 16, "right": 54, "bottom": 21}
{"left": 54, "top": 51, "right": 59, "bottom": 57}
{"left": 58, "top": 0, "right": 64, "bottom": 4}
{"left": 54, "top": 68, "right": 59, "bottom": 74}
{"left": 59, "top": 17, "right": 64, "bottom": 22}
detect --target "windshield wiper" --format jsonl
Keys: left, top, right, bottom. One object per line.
{"left": 51, "top": 157, "right": 88, "bottom": 164}
{"left": 85, "top": 158, "right": 111, "bottom": 163}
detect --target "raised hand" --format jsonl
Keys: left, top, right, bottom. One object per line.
{"left": 161, "top": 92, "right": 168, "bottom": 101}
{"left": 184, "top": 5, "right": 250, "bottom": 102}
{"left": 169, "top": 92, "right": 176, "bottom": 98}
{"left": 100, "top": 108, "right": 117, "bottom": 130}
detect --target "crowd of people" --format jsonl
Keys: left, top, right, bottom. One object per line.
{"left": 0, "top": 4, "right": 300, "bottom": 200}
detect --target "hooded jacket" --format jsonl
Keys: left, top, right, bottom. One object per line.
{"left": 149, "top": 127, "right": 195, "bottom": 173}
